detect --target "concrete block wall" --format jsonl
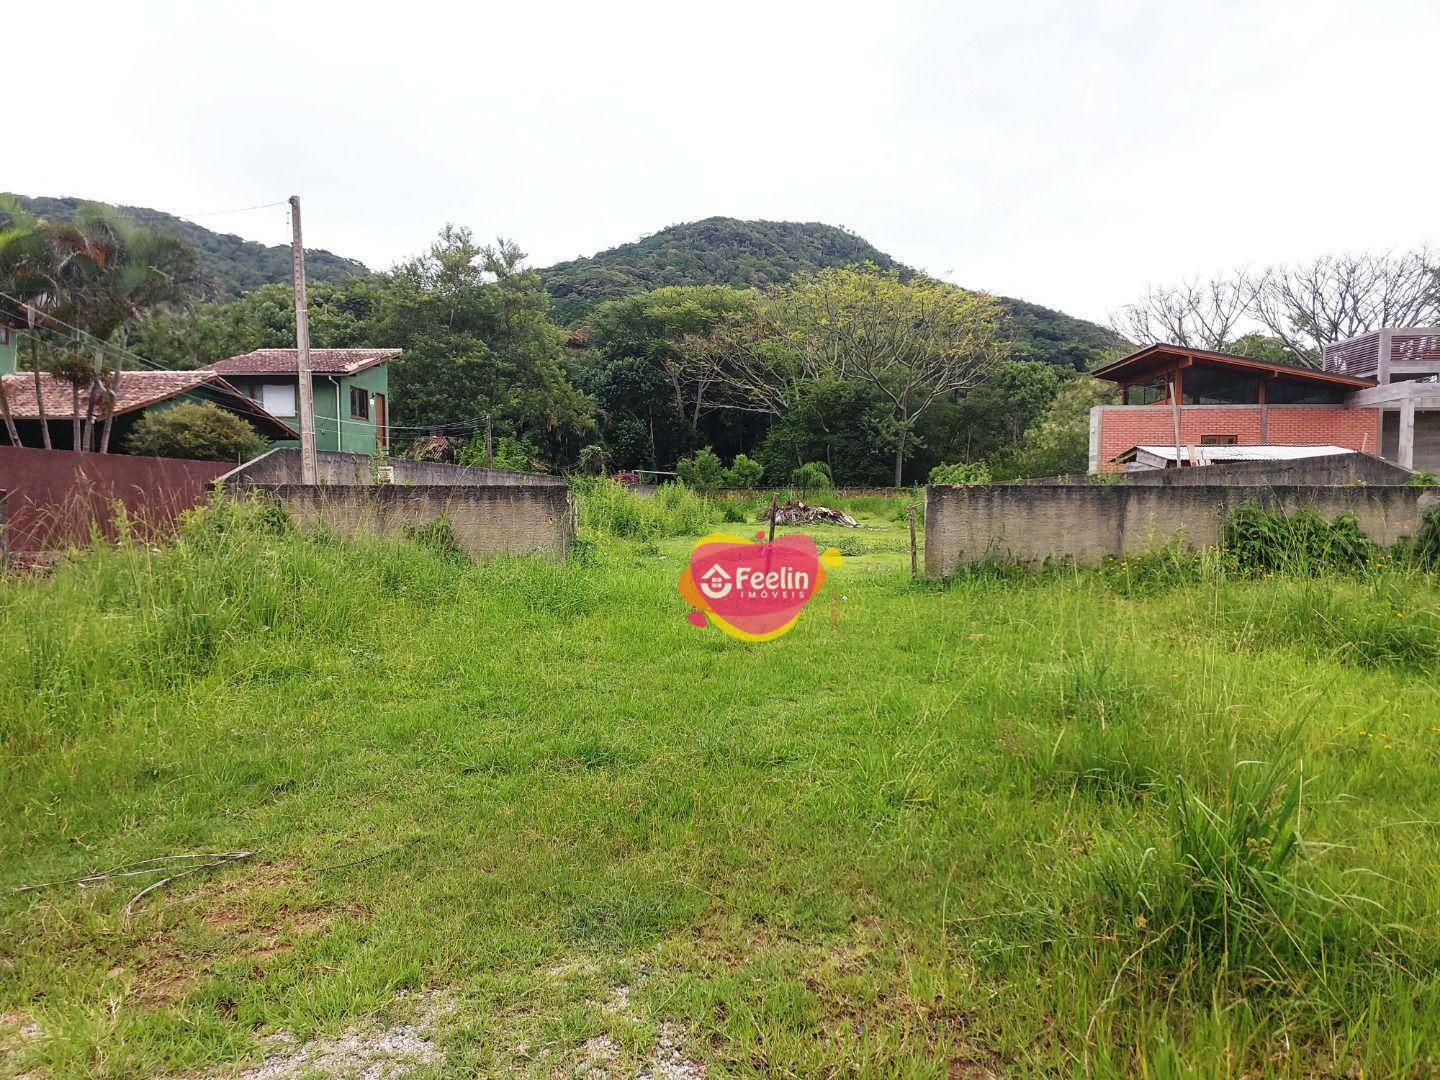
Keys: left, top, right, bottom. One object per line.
{"left": 1023, "top": 453, "right": 1414, "bottom": 488}
{"left": 239, "top": 484, "right": 575, "bottom": 561}
{"left": 924, "top": 483, "right": 1438, "bottom": 574}
{"left": 1090, "top": 405, "right": 1383, "bottom": 473}
{"left": 217, "top": 448, "right": 565, "bottom": 488}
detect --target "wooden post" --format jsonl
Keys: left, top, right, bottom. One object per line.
{"left": 908, "top": 503, "right": 918, "bottom": 580}
{"left": 1169, "top": 368, "right": 1184, "bottom": 467}
{"left": 289, "top": 196, "right": 318, "bottom": 486}
{"left": 768, "top": 493, "right": 778, "bottom": 543}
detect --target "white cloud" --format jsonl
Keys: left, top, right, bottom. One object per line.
{"left": 10, "top": 0, "right": 1437, "bottom": 322}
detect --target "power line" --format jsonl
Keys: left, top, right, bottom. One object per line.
{"left": 0, "top": 291, "right": 492, "bottom": 435}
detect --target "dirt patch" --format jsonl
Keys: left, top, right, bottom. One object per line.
{"left": 216, "top": 992, "right": 450, "bottom": 1079}
{"left": 0, "top": 1012, "right": 43, "bottom": 1079}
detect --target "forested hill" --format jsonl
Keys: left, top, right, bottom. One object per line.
{"left": 541, "top": 216, "right": 1124, "bottom": 369}
{"left": 5, "top": 195, "right": 371, "bottom": 300}
{"left": 540, "top": 217, "right": 901, "bottom": 326}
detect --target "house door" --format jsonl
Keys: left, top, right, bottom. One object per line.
{"left": 374, "top": 393, "right": 387, "bottom": 450}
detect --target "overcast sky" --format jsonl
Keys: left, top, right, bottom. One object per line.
{"left": 9, "top": 0, "right": 1437, "bottom": 323}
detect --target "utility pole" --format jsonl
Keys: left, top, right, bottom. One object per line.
{"left": 484, "top": 414, "right": 493, "bottom": 468}
{"left": 289, "top": 195, "right": 318, "bottom": 485}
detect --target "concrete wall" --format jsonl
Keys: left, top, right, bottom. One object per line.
{"left": 219, "top": 448, "right": 565, "bottom": 487}
{"left": 925, "top": 483, "right": 1439, "bottom": 574}
{"left": 1023, "top": 453, "right": 1414, "bottom": 488}
{"left": 238, "top": 483, "right": 575, "bottom": 561}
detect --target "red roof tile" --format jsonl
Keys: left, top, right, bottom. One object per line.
{"left": 208, "top": 348, "right": 400, "bottom": 376}
{"left": 0, "top": 370, "right": 296, "bottom": 436}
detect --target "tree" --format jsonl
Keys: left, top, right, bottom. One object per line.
{"left": 124, "top": 401, "right": 265, "bottom": 462}
{"left": 0, "top": 200, "right": 196, "bottom": 451}
{"left": 1111, "top": 247, "right": 1440, "bottom": 368}
{"left": 1003, "top": 377, "right": 1116, "bottom": 478}
{"left": 1109, "top": 276, "right": 1250, "bottom": 353}
{"left": 380, "top": 229, "right": 593, "bottom": 461}
{"left": 769, "top": 267, "right": 1003, "bottom": 485}
{"left": 1251, "top": 249, "right": 1440, "bottom": 362}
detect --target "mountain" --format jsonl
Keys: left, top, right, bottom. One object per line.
{"left": 541, "top": 216, "right": 1124, "bottom": 369}
{"left": 540, "top": 217, "right": 902, "bottom": 326}
{"left": 5, "top": 194, "right": 371, "bottom": 300}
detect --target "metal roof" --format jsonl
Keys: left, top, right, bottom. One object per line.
{"left": 1118, "top": 444, "right": 1355, "bottom": 463}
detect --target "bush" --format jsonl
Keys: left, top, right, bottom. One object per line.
{"left": 573, "top": 477, "right": 712, "bottom": 541}
{"left": 124, "top": 402, "right": 267, "bottom": 462}
{"left": 790, "top": 461, "right": 833, "bottom": 491}
{"left": 576, "top": 445, "right": 610, "bottom": 476}
{"left": 676, "top": 448, "right": 726, "bottom": 492}
{"left": 458, "top": 434, "right": 543, "bottom": 473}
{"left": 928, "top": 461, "right": 992, "bottom": 485}
{"left": 724, "top": 453, "right": 764, "bottom": 490}
{"left": 1414, "top": 505, "right": 1440, "bottom": 568}
{"left": 1223, "top": 501, "right": 1374, "bottom": 574}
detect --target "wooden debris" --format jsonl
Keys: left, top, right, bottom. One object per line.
{"left": 761, "top": 501, "right": 860, "bottom": 528}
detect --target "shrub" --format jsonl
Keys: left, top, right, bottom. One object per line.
{"left": 790, "top": 461, "right": 833, "bottom": 491}
{"left": 124, "top": 402, "right": 267, "bottom": 462}
{"left": 1223, "top": 501, "right": 1374, "bottom": 574}
{"left": 724, "top": 453, "right": 764, "bottom": 490}
{"left": 458, "top": 434, "right": 543, "bottom": 473}
{"left": 1407, "top": 470, "right": 1436, "bottom": 486}
{"left": 1414, "top": 504, "right": 1440, "bottom": 568}
{"left": 928, "top": 461, "right": 992, "bottom": 485}
{"left": 402, "top": 515, "right": 462, "bottom": 558}
{"left": 676, "top": 448, "right": 726, "bottom": 492}
{"left": 576, "top": 445, "right": 610, "bottom": 476}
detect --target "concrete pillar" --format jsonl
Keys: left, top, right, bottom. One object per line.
{"left": 1398, "top": 400, "right": 1416, "bottom": 470}
{"left": 1088, "top": 406, "right": 1103, "bottom": 474}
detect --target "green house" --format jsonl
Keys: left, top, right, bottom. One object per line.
{"left": 208, "top": 348, "right": 399, "bottom": 454}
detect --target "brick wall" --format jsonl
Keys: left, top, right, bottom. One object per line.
{"left": 1092, "top": 405, "right": 1383, "bottom": 472}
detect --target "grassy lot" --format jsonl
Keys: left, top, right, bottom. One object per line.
{"left": 2, "top": 488, "right": 1439, "bottom": 1077}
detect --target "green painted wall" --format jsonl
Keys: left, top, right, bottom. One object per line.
{"left": 221, "top": 365, "right": 390, "bottom": 454}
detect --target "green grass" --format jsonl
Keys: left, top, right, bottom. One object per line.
{"left": 1, "top": 494, "right": 1438, "bottom": 1076}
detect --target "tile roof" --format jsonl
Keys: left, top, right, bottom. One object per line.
{"left": 208, "top": 348, "right": 400, "bottom": 376}
{"left": 0, "top": 370, "right": 297, "bottom": 436}
{"left": 0, "top": 370, "right": 215, "bottom": 418}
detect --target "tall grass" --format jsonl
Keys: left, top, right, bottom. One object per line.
{"left": 0, "top": 495, "right": 466, "bottom": 751}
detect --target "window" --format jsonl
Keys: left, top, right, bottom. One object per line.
{"left": 1123, "top": 376, "right": 1167, "bottom": 405}
{"left": 1182, "top": 367, "right": 1259, "bottom": 404}
{"left": 1265, "top": 377, "right": 1346, "bottom": 405}
{"left": 349, "top": 386, "right": 370, "bottom": 420}
{"left": 260, "top": 383, "right": 296, "bottom": 417}
{"left": 1201, "top": 434, "right": 1238, "bottom": 446}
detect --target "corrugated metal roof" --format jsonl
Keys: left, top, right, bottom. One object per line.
{"left": 1128, "top": 444, "right": 1355, "bottom": 462}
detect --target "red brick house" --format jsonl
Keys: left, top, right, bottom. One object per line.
{"left": 1088, "top": 330, "right": 1440, "bottom": 474}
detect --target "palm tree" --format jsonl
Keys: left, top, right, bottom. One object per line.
{"left": 0, "top": 199, "right": 54, "bottom": 448}
{"left": 0, "top": 200, "right": 196, "bottom": 452}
